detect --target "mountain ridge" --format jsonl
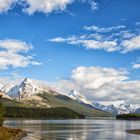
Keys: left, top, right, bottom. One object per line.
{"left": 67, "top": 90, "right": 140, "bottom": 115}
{"left": 1, "top": 78, "right": 139, "bottom": 115}
{"left": 0, "top": 78, "right": 111, "bottom": 117}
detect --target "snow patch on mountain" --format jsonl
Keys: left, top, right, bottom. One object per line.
{"left": 1, "top": 83, "right": 14, "bottom": 93}
{"left": 0, "top": 84, "right": 3, "bottom": 91}
{"left": 2, "top": 78, "right": 58, "bottom": 99}
{"left": 68, "top": 89, "right": 93, "bottom": 105}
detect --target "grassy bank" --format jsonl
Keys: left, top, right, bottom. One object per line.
{"left": 0, "top": 126, "right": 26, "bottom": 140}
{"left": 126, "top": 129, "right": 140, "bottom": 135}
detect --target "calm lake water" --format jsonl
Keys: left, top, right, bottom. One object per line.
{"left": 4, "top": 118, "right": 140, "bottom": 140}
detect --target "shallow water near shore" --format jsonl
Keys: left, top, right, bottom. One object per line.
{"left": 4, "top": 118, "right": 140, "bottom": 140}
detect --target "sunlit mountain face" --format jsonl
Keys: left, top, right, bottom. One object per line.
{"left": 0, "top": 0, "right": 140, "bottom": 107}
{"left": 0, "top": 78, "right": 112, "bottom": 117}
{"left": 0, "top": 78, "right": 139, "bottom": 115}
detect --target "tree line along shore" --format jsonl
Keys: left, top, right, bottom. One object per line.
{"left": 116, "top": 114, "right": 140, "bottom": 120}
{"left": 0, "top": 94, "right": 84, "bottom": 140}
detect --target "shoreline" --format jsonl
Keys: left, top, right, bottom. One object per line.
{"left": 126, "top": 129, "right": 140, "bottom": 135}
{"left": 0, "top": 126, "right": 27, "bottom": 140}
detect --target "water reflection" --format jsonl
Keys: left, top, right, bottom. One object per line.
{"left": 4, "top": 119, "right": 140, "bottom": 140}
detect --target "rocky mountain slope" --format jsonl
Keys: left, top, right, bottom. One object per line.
{"left": 0, "top": 78, "right": 111, "bottom": 117}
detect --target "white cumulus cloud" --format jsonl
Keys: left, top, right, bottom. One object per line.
{"left": 0, "top": 0, "right": 16, "bottom": 13}
{"left": 49, "top": 24, "right": 140, "bottom": 53}
{"left": 51, "top": 66, "right": 140, "bottom": 104}
{"left": 132, "top": 63, "right": 140, "bottom": 69}
{"left": 49, "top": 34, "right": 119, "bottom": 52}
{"left": 121, "top": 35, "right": 140, "bottom": 53}
{"left": 84, "top": 25, "right": 125, "bottom": 32}
{"left": 0, "top": 0, "right": 74, "bottom": 14}
{"left": 0, "top": 0, "right": 99, "bottom": 15}
{"left": 22, "top": 0, "right": 73, "bottom": 15}
{"left": 0, "top": 39, "right": 41, "bottom": 70}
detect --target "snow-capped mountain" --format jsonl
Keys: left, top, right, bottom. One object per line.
{"left": 2, "top": 83, "right": 16, "bottom": 96}
{"left": 1, "top": 78, "right": 140, "bottom": 115}
{"left": 68, "top": 90, "right": 93, "bottom": 106}
{"left": 116, "top": 103, "right": 140, "bottom": 114}
{"left": 68, "top": 90, "right": 140, "bottom": 114}
{"left": 2, "top": 78, "right": 58, "bottom": 99}
{"left": 135, "top": 108, "right": 140, "bottom": 113}
{"left": 97, "top": 101, "right": 140, "bottom": 114}
{"left": 0, "top": 81, "right": 112, "bottom": 117}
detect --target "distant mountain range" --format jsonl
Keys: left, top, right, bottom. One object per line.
{"left": 0, "top": 78, "right": 111, "bottom": 117}
{"left": 67, "top": 90, "right": 140, "bottom": 114}
{"left": 0, "top": 78, "right": 139, "bottom": 115}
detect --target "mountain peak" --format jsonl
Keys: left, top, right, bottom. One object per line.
{"left": 68, "top": 89, "right": 79, "bottom": 97}
{"left": 23, "top": 77, "right": 29, "bottom": 82}
{"left": 68, "top": 89, "right": 92, "bottom": 106}
{"left": 4, "top": 78, "right": 58, "bottom": 99}
{"left": 22, "top": 78, "right": 33, "bottom": 84}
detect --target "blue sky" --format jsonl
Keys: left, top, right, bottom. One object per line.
{"left": 0, "top": 0, "right": 140, "bottom": 103}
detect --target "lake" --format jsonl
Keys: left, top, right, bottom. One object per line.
{"left": 4, "top": 118, "right": 140, "bottom": 140}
